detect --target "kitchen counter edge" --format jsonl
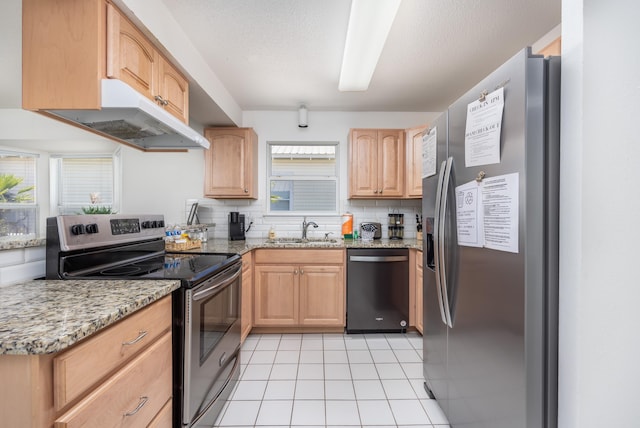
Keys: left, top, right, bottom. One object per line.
{"left": 191, "top": 238, "right": 423, "bottom": 255}
{"left": 0, "top": 279, "right": 180, "bottom": 355}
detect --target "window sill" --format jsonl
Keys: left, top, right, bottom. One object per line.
{"left": 0, "top": 236, "right": 46, "bottom": 251}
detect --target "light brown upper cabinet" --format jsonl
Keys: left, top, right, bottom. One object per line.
{"left": 349, "top": 129, "right": 406, "bottom": 198}
{"left": 204, "top": 127, "right": 259, "bottom": 199}
{"left": 405, "top": 125, "right": 428, "bottom": 198}
{"left": 106, "top": 5, "right": 189, "bottom": 123}
{"left": 23, "top": 0, "right": 189, "bottom": 124}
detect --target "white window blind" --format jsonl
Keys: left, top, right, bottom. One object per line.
{"left": 52, "top": 155, "right": 116, "bottom": 215}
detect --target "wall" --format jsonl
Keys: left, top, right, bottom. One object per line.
{"left": 558, "top": 0, "right": 640, "bottom": 426}
{"left": 153, "top": 110, "right": 439, "bottom": 240}
{"left": 118, "top": 110, "right": 438, "bottom": 239}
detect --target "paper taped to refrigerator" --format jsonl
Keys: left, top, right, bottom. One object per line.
{"left": 456, "top": 172, "right": 519, "bottom": 253}
{"left": 464, "top": 87, "right": 504, "bottom": 167}
{"left": 455, "top": 180, "right": 483, "bottom": 247}
{"left": 422, "top": 127, "right": 437, "bottom": 178}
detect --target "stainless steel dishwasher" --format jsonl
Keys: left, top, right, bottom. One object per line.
{"left": 346, "top": 248, "right": 409, "bottom": 333}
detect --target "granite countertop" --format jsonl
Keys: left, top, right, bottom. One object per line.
{"left": 0, "top": 279, "right": 180, "bottom": 355}
{"left": 188, "top": 237, "right": 423, "bottom": 255}
{"left": 1, "top": 237, "right": 420, "bottom": 356}
{"left": 0, "top": 237, "right": 46, "bottom": 250}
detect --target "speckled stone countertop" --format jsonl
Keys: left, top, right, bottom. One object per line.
{"left": 186, "top": 238, "right": 423, "bottom": 255}
{"left": 0, "top": 237, "right": 46, "bottom": 250}
{"left": 0, "top": 279, "right": 180, "bottom": 355}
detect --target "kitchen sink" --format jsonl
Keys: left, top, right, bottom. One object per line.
{"left": 266, "top": 237, "right": 340, "bottom": 245}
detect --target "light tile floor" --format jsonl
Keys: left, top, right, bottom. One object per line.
{"left": 213, "top": 332, "right": 450, "bottom": 427}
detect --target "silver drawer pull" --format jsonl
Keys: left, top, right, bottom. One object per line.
{"left": 124, "top": 396, "right": 148, "bottom": 417}
{"left": 122, "top": 330, "right": 147, "bottom": 346}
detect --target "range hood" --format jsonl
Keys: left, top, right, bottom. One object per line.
{"left": 46, "top": 79, "right": 210, "bottom": 150}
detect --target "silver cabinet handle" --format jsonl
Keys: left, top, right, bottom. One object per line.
{"left": 124, "top": 396, "right": 148, "bottom": 416}
{"left": 349, "top": 255, "right": 408, "bottom": 263}
{"left": 300, "top": 269, "right": 304, "bottom": 275}
{"left": 244, "top": 188, "right": 249, "bottom": 193}
{"left": 122, "top": 330, "right": 147, "bottom": 346}
{"left": 379, "top": 189, "right": 383, "bottom": 194}
{"left": 294, "top": 269, "right": 299, "bottom": 275}
{"left": 154, "top": 95, "right": 168, "bottom": 106}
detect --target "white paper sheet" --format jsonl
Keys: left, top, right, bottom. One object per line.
{"left": 481, "top": 173, "right": 519, "bottom": 253}
{"left": 422, "top": 127, "right": 437, "bottom": 178}
{"left": 464, "top": 87, "right": 505, "bottom": 167}
{"left": 455, "top": 180, "right": 483, "bottom": 247}
{"left": 455, "top": 172, "right": 519, "bottom": 253}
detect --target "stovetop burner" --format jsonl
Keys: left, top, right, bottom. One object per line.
{"left": 66, "top": 252, "right": 240, "bottom": 288}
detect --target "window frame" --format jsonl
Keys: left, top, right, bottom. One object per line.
{"left": 0, "top": 149, "right": 39, "bottom": 238}
{"left": 266, "top": 141, "right": 340, "bottom": 216}
{"left": 49, "top": 149, "right": 122, "bottom": 216}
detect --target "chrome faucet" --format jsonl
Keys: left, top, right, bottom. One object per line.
{"left": 302, "top": 217, "right": 318, "bottom": 239}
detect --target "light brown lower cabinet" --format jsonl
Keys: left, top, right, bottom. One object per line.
{"left": 241, "top": 252, "right": 253, "bottom": 342}
{"left": 409, "top": 249, "right": 424, "bottom": 334}
{"left": 54, "top": 332, "right": 172, "bottom": 427}
{"left": 253, "top": 249, "right": 345, "bottom": 328}
{"left": 0, "top": 296, "right": 173, "bottom": 428}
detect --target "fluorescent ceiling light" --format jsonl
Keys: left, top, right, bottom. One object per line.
{"left": 339, "top": 0, "right": 402, "bottom": 92}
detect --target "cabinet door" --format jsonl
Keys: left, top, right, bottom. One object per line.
{"left": 415, "top": 251, "right": 424, "bottom": 334}
{"left": 54, "top": 332, "right": 172, "bottom": 428}
{"left": 377, "top": 129, "right": 405, "bottom": 197}
{"left": 157, "top": 56, "right": 189, "bottom": 123}
{"left": 241, "top": 253, "right": 253, "bottom": 342}
{"left": 253, "top": 265, "right": 298, "bottom": 326}
{"left": 299, "top": 265, "right": 345, "bottom": 326}
{"left": 106, "top": 4, "right": 157, "bottom": 100}
{"left": 204, "top": 128, "right": 258, "bottom": 199}
{"left": 349, "top": 129, "right": 379, "bottom": 197}
{"left": 405, "top": 126, "right": 427, "bottom": 198}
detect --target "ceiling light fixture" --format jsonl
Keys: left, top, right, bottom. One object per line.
{"left": 298, "top": 105, "right": 308, "bottom": 128}
{"left": 338, "top": 0, "right": 402, "bottom": 92}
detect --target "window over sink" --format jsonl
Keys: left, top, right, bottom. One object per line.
{"left": 267, "top": 142, "right": 338, "bottom": 215}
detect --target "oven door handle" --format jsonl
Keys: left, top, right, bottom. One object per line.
{"left": 192, "top": 263, "right": 242, "bottom": 302}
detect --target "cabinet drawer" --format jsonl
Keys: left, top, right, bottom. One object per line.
{"left": 254, "top": 249, "right": 344, "bottom": 265}
{"left": 54, "top": 296, "right": 172, "bottom": 410}
{"left": 147, "top": 398, "right": 172, "bottom": 427}
{"left": 54, "top": 332, "right": 172, "bottom": 428}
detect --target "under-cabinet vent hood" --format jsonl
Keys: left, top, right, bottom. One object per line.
{"left": 46, "top": 79, "right": 210, "bottom": 150}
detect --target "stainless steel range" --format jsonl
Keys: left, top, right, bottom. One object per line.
{"left": 46, "top": 214, "right": 241, "bottom": 427}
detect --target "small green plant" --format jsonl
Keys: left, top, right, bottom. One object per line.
{"left": 0, "top": 174, "right": 34, "bottom": 203}
{"left": 81, "top": 206, "right": 114, "bottom": 214}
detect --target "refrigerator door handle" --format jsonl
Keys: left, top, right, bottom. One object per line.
{"left": 433, "top": 159, "right": 448, "bottom": 326}
{"left": 439, "top": 157, "right": 454, "bottom": 328}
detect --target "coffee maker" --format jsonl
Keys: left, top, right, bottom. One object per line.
{"left": 228, "top": 212, "right": 246, "bottom": 241}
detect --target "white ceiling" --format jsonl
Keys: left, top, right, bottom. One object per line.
{"left": 158, "top": 0, "right": 560, "bottom": 125}
{"left": 0, "top": 0, "right": 561, "bottom": 142}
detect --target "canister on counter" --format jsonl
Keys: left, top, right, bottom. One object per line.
{"left": 341, "top": 212, "right": 353, "bottom": 238}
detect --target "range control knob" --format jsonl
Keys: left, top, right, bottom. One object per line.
{"left": 70, "top": 224, "right": 85, "bottom": 235}
{"left": 141, "top": 221, "right": 152, "bottom": 229}
{"left": 157, "top": 220, "right": 165, "bottom": 228}
{"left": 85, "top": 223, "right": 99, "bottom": 234}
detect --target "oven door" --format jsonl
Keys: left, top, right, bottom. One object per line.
{"left": 183, "top": 260, "right": 241, "bottom": 427}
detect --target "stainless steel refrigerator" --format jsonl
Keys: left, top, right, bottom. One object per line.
{"left": 422, "top": 48, "right": 560, "bottom": 428}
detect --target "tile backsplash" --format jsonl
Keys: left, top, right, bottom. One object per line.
{"left": 182, "top": 198, "right": 422, "bottom": 240}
